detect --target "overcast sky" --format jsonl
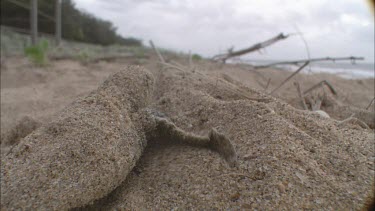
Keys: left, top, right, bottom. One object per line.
{"left": 74, "top": 0, "right": 374, "bottom": 62}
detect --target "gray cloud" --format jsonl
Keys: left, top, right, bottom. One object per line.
{"left": 74, "top": 0, "right": 374, "bottom": 62}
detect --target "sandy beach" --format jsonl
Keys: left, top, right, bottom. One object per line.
{"left": 1, "top": 54, "right": 374, "bottom": 210}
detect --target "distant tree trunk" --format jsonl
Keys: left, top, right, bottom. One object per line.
{"left": 30, "top": 0, "right": 38, "bottom": 44}
{"left": 55, "top": 0, "right": 62, "bottom": 46}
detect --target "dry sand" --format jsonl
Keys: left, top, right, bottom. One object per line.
{"left": 1, "top": 55, "right": 374, "bottom": 210}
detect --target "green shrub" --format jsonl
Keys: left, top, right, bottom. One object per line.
{"left": 192, "top": 54, "right": 202, "bottom": 61}
{"left": 24, "top": 40, "right": 49, "bottom": 65}
{"left": 76, "top": 49, "right": 90, "bottom": 63}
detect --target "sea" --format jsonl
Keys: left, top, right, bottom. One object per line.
{"left": 240, "top": 59, "right": 375, "bottom": 79}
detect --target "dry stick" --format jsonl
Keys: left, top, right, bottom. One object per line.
{"left": 149, "top": 40, "right": 165, "bottom": 63}
{"left": 294, "top": 81, "right": 308, "bottom": 110}
{"left": 255, "top": 80, "right": 267, "bottom": 90}
{"left": 255, "top": 56, "right": 364, "bottom": 69}
{"left": 293, "top": 24, "right": 312, "bottom": 73}
{"left": 212, "top": 33, "right": 291, "bottom": 63}
{"left": 270, "top": 62, "right": 309, "bottom": 95}
{"left": 303, "top": 80, "right": 337, "bottom": 96}
{"left": 150, "top": 40, "right": 187, "bottom": 75}
{"left": 169, "top": 60, "right": 186, "bottom": 69}
{"left": 366, "top": 97, "right": 375, "bottom": 110}
{"left": 337, "top": 113, "right": 370, "bottom": 129}
{"left": 157, "top": 61, "right": 187, "bottom": 72}
{"left": 338, "top": 114, "right": 355, "bottom": 125}
{"left": 214, "top": 77, "right": 270, "bottom": 102}
{"left": 265, "top": 78, "right": 271, "bottom": 90}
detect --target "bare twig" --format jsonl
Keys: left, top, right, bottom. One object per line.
{"left": 255, "top": 80, "right": 266, "bottom": 89}
{"left": 338, "top": 113, "right": 355, "bottom": 125}
{"left": 216, "top": 78, "right": 271, "bottom": 103}
{"left": 303, "top": 80, "right": 337, "bottom": 96}
{"left": 294, "top": 81, "right": 308, "bottom": 110}
{"left": 149, "top": 40, "right": 165, "bottom": 63}
{"left": 170, "top": 60, "right": 186, "bottom": 69}
{"left": 366, "top": 97, "right": 375, "bottom": 110}
{"left": 337, "top": 113, "right": 370, "bottom": 129}
{"left": 270, "top": 62, "right": 309, "bottom": 95}
{"left": 293, "top": 24, "right": 312, "bottom": 73}
{"left": 157, "top": 62, "right": 187, "bottom": 72}
{"left": 255, "top": 56, "right": 364, "bottom": 69}
{"left": 213, "top": 33, "right": 291, "bottom": 63}
{"left": 265, "top": 78, "right": 271, "bottom": 90}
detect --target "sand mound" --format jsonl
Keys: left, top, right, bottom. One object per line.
{"left": 1, "top": 60, "right": 374, "bottom": 210}
{"left": 78, "top": 67, "right": 374, "bottom": 210}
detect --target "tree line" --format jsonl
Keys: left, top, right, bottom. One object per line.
{"left": 0, "top": 0, "right": 142, "bottom": 46}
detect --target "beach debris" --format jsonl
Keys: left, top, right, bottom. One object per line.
{"left": 150, "top": 41, "right": 270, "bottom": 103}
{"left": 254, "top": 56, "right": 364, "bottom": 69}
{"left": 157, "top": 61, "right": 187, "bottom": 72}
{"left": 337, "top": 113, "right": 370, "bottom": 129}
{"left": 293, "top": 24, "right": 312, "bottom": 72}
{"left": 303, "top": 80, "right": 337, "bottom": 96}
{"left": 320, "top": 94, "right": 375, "bottom": 129}
{"left": 264, "top": 78, "right": 271, "bottom": 90}
{"left": 270, "top": 62, "right": 309, "bottom": 95}
{"left": 150, "top": 40, "right": 189, "bottom": 72}
{"left": 149, "top": 40, "right": 165, "bottom": 63}
{"left": 293, "top": 81, "right": 308, "bottom": 110}
{"left": 366, "top": 97, "right": 375, "bottom": 110}
{"left": 212, "top": 33, "right": 291, "bottom": 63}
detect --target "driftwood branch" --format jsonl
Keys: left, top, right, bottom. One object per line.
{"left": 294, "top": 82, "right": 308, "bottom": 110}
{"left": 303, "top": 80, "right": 337, "bottom": 96}
{"left": 213, "top": 33, "right": 290, "bottom": 63}
{"left": 270, "top": 62, "right": 309, "bottom": 95}
{"left": 149, "top": 40, "right": 165, "bottom": 63}
{"left": 255, "top": 56, "right": 364, "bottom": 69}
